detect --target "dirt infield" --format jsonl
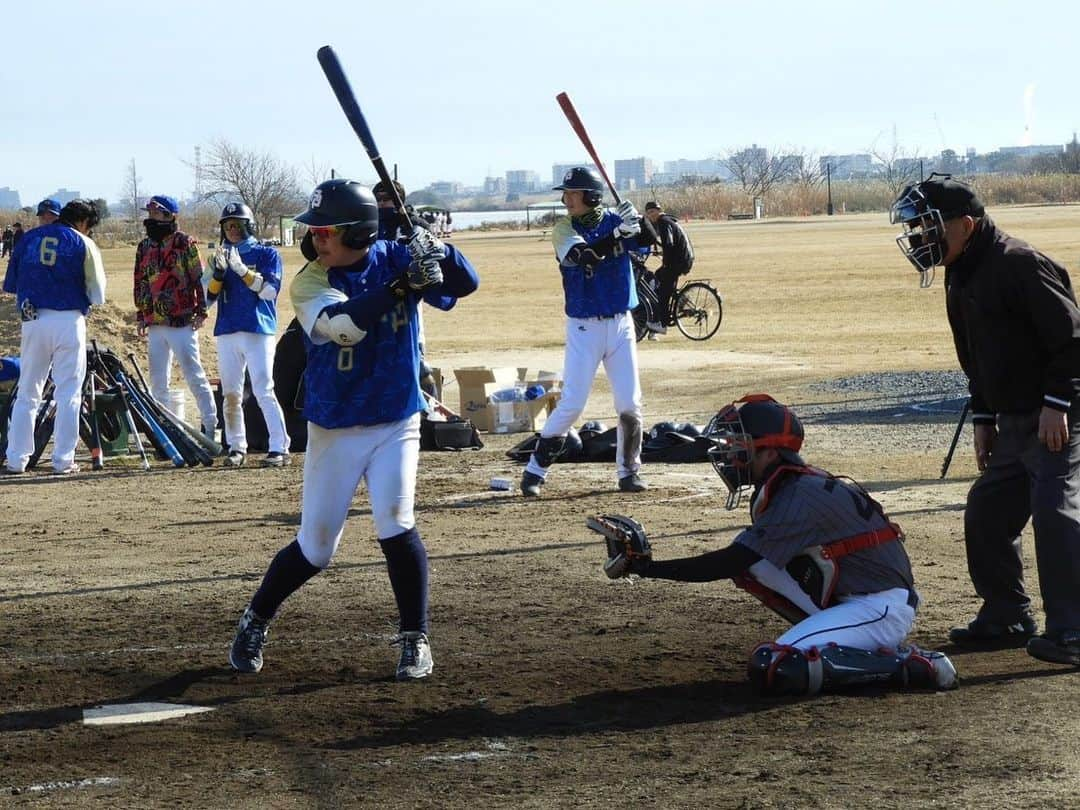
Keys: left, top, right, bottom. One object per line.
{"left": 3, "top": 210, "right": 1080, "bottom": 807}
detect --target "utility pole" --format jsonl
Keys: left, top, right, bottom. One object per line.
{"left": 826, "top": 163, "right": 834, "bottom": 216}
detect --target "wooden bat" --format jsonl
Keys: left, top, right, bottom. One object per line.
{"left": 556, "top": 91, "right": 621, "bottom": 204}
{"left": 317, "top": 45, "right": 415, "bottom": 234}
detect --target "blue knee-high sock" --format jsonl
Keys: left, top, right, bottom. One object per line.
{"left": 379, "top": 527, "right": 429, "bottom": 634}
{"left": 250, "top": 539, "right": 321, "bottom": 620}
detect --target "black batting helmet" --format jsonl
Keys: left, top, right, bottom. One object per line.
{"left": 295, "top": 179, "right": 379, "bottom": 249}
{"left": 553, "top": 166, "right": 603, "bottom": 206}
{"left": 219, "top": 202, "right": 256, "bottom": 239}
{"left": 706, "top": 394, "right": 805, "bottom": 509}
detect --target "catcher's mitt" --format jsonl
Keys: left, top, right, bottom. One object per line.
{"left": 587, "top": 514, "right": 652, "bottom": 579}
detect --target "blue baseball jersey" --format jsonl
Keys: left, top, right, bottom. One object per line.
{"left": 551, "top": 210, "right": 638, "bottom": 318}
{"left": 3, "top": 222, "right": 106, "bottom": 314}
{"left": 211, "top": 236, "right": 282, "bottom": 336}
{"left": 291, "top": 240, "right": 478, "bottom": 429}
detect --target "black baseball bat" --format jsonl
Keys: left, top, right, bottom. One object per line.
{"left": 940, "top": 398, "right": 971, "bottom": 479}
{"left": 125, "top": 353, "right": 212, "bottom": 467}
{"left": 86, "top": 345, "right": 104, "bottom": 470}
{"left": 114, "top": 369, "right": 186, "bottom": 468}
{"left": 556, "top": 91, "right": 621, "bottom": 204}
{"left": 317, "top": 45, "right": 415, "bottom": 235}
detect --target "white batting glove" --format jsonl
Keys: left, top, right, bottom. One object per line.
{"left": 211, "top": 247, "right": 230, "bottom": 277}
{"left": 614, "top": 200, "right": 641, "bottom": 238}
{"left": 225, "top": 246, "right": 248, "bottom": 276}
{"left": 407, "top": 229, "right": 447, "bottom": 264}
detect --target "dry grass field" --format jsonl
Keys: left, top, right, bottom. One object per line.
{"left": 2, "top": 208, "right": 1080, "bottom": 808}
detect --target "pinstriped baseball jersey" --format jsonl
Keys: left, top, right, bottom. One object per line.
{"left": 735, "top": 468, "right": 914, "bottom": 595}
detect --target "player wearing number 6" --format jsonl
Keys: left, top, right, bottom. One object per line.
{"left": 2, "top": 200, "right": 105, "bottom": 475}
{"left": 229, "top": 179, "right": 478, "bottom": 681}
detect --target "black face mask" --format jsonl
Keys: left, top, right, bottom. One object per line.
{"left": 143, "top": 218, "right": 178, "bottom": 241}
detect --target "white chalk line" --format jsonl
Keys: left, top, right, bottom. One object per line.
{"left": 421, "top": 739, "right": 512, "bottom": 764}
{"left": 7, "top": 776, "right": 120, "bottom": 795}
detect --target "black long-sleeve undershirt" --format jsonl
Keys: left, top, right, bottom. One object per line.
{"left": 639, "top": 542, "right": 761, "bottom": 582}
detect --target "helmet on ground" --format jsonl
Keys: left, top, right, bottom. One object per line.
{"left": 890, "top": 173, "right": 985, "bottom": 288}
{"left": 219, "top": 202, "right": 256, "bottom": 239}
{"left": 678, "top": 422, "right": 701, "bottom": 437}
{"left": 553, "top": 166, "right": 603, "bottom": 206}
{"left": 648, "top": 421, "right": 679, "bottom": 441}
{"left": 706, "top": 394, "right": 804, "bottom": 510}
{"left": 579, "top": 419, "right": 608, "bottom": 441}
{"left": 294, "top": 179, "right": 379, "bottom": 249}
{"left": 562, "top": 426, "right": 584, "bottom": 459}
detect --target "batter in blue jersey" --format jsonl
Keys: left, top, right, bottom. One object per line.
{"left": 228, "top": 179, "right": 478, "bottom": 682}
{"left": 204, "top": 202, "right": 291, "bottom": 467}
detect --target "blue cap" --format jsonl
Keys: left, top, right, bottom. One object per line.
{"left": 145, "top": 195, "right": 180, "bottom": 215}
{"left": 37, "top": 198, "right": 62, "bottom": 217}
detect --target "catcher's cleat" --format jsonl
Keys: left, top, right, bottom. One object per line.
{"left": 394, "top": 631, "right": 433, "bottom": 681}
{"left": 618, "top": 473, "right": 648, "bottom": 493}
{"left": 262, "top": 451, "right": 291, "bottom": 468}
{"left": 225, "top": 450, "right": 247, "bottom": 468}
{"left": 520, "top": 470, "right": 544, "bottom": 497}
{"left": 948, "top": 614, "right": 1037, "bottom": 647}
{"left": 230, "top": 606, "right": 270, "bottom": 673}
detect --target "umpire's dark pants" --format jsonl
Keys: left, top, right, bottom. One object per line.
{"left": 654, "top": 265, "right": 681, "bottom": 326}
{"left": 965, "top": 405, "right": 1080, "bottom": 635}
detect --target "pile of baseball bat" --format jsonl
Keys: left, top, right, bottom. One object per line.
{"left": 80, "top": 341, "right": 222, "bottom": 471}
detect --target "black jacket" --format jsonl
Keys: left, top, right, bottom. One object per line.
{"left": 651, "top": 213, "right": 694, "bottom": 273}
{"left": 945, "top": 216, "right": 1080, "bottom": 421}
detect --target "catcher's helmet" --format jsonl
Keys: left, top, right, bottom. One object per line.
{"left": 553, "top": 166, "right": 603, "bottom": 206}
{"left": 219, "top": 202, "right": 256, "bottom": 239}
{"left": 295, "top": 179, "right": 379, "bottom": 249}
{"left": 890, "top": 173, "right": 984, "bottom": 288}
{"left": 707, "top": 394, "right": 804, "bottom": 510}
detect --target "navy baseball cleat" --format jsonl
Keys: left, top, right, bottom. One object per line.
{"left": 618, "top": 473, "right": 648, "bottom": 492}
{"left": 948, "top": 614, "right": 1037, "bottom": 647}
{"left": 230, "top": 606, "right": 270, "bottom": 673}
{"left": 394, "top": 631, "right": 433, "bottom": 681}
{"left": 520, "top": 471, "right": 544, "bottom": 497}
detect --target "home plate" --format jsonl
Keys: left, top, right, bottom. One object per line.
{"left": 83, "top": 702, "right": 214, "bottom": 726}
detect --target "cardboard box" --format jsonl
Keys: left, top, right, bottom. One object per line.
{"left": 453, "top": 366, "right": 563, "bottom": 433}
{"left": 454, "top": 367, "right": 520, "bottom": 432}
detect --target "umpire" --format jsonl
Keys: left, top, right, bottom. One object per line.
{"left": 891, "top": 175, "right": 1080, "bottom": 666}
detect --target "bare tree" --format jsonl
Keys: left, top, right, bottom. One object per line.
{"left": 302, "top": 155, "right": 334, "bottom": 191}
{"left": 786, "top": 148, "right": 828, "bottom": 189}
{"left": 119, "top": 158, "right": 142, "bottom": 221}
{"left": 870, "top": 127, "right": 924, "bottom": 197}
{"left": 195, "top": 139, "right": 305, "bottom": 235}
{"left": 722, "top": 144, "right": 800, "bottom": 202}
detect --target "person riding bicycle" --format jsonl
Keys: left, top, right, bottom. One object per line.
{"left": 643, "top": 201, "right": 694, "bottom": 335}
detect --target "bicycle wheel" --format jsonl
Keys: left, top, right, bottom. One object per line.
{"left": 673, "top": 282, "right": 723, "bottom": 341}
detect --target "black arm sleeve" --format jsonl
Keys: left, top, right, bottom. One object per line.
{"left": 640, "top": 543, "right": 762, "bottom": 582}
{"left": 635, "top": 216, "right": 658, "bottom": 249}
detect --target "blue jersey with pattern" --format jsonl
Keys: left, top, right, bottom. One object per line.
{"left": 212, "top": 237, "right": 282, "bottom": 336}
{"left": 295, "top": 240, "right": 478, "bottom": 429}
{"left": 3, "top": 222, "right": 105, "bottom": 313}
{"left": 552, "top": 211, "right": 638, "bottom": 318}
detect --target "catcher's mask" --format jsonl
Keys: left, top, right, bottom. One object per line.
{"left": 890, "top": 174, "right": 984, "bottom": 289}
{"left": 706, "top": 394, "right": 804, "bottom": 510}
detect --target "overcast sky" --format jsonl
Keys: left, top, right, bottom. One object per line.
{"left": 2, "top": 0, "right": 1077, "bottom": 205}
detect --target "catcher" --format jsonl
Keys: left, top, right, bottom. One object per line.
{"left": 589, "top": 394, "right": 958, "bottom": 696}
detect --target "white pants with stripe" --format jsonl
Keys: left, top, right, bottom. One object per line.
{"left": 776, "top": 587, "right": 918, "bottom": 652}
{"left": 7, "top": 309, "right": 85, "bottom": 472}
{"left": 217, "top": 332, "right": 289, "bottom": 454}
{"left": 528, "top": 311, "right": 643, "bottom": 479}
{"left": 147, "top": 325, "right": 217, "bottom": 433}
{"left": 296, "top": 414, "right": 420, "bottom": 569}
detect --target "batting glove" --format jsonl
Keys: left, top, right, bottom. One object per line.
{"left": 407, "top": 229, "right": 447, "bottom": 264}
{"left": 225, "top": 246, "right": 249, "bottom": 277}
{"left": 614, "top": 200, "right": 641, "bottom": 238}
{"left": 406, "top": 259, "right": 444, "bottom": 291}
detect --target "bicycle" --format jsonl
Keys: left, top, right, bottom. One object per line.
{"left": 630, "top": 254, "right": 723, "bottom": 343}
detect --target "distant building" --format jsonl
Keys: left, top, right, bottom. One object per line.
{"left": 998, "top": 144, "right": 1063, "bottom": 157}
{"left": 48, "top": 188, "right": 82, "bottom": 206}
{"left": 614, "top": 157, "right": 654, "bottom": 191}
{"left": 819, "top": 154, "right": 874, "bottom": 179}
{"left": 505, "top": 170, "right": 540, "bottom": 194}
{"left": 0, "top": 187, "right": 20, "bottom": 209}
{"left": 483, "top": 176, "right": 506, "bottom": 195}
{"left": 552, "top": 162, "right": 600, "bottom": 187}
{"left": 427, "top": 180, "right": 463, "bottom": 197}
{"left": 658, "top": 158, "right": 730, "bottom": 184}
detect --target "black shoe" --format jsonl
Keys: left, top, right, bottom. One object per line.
{"left": 262, "top": 451, "right": 291, "bottom": 468}
{"left": 520, "top": 471, "right": 544, "bottom": 497}
{"left": 618, "top": 473, "right": 648, "bottom": 493}
{"left": 1026, "top": 632, "right": 1080, "bottom": 666}
{"left": 229, "top": 606, "right": 270, "bottom": 673}
{"left": 948, "top": 615, "right": 1038, "bottom": 647}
